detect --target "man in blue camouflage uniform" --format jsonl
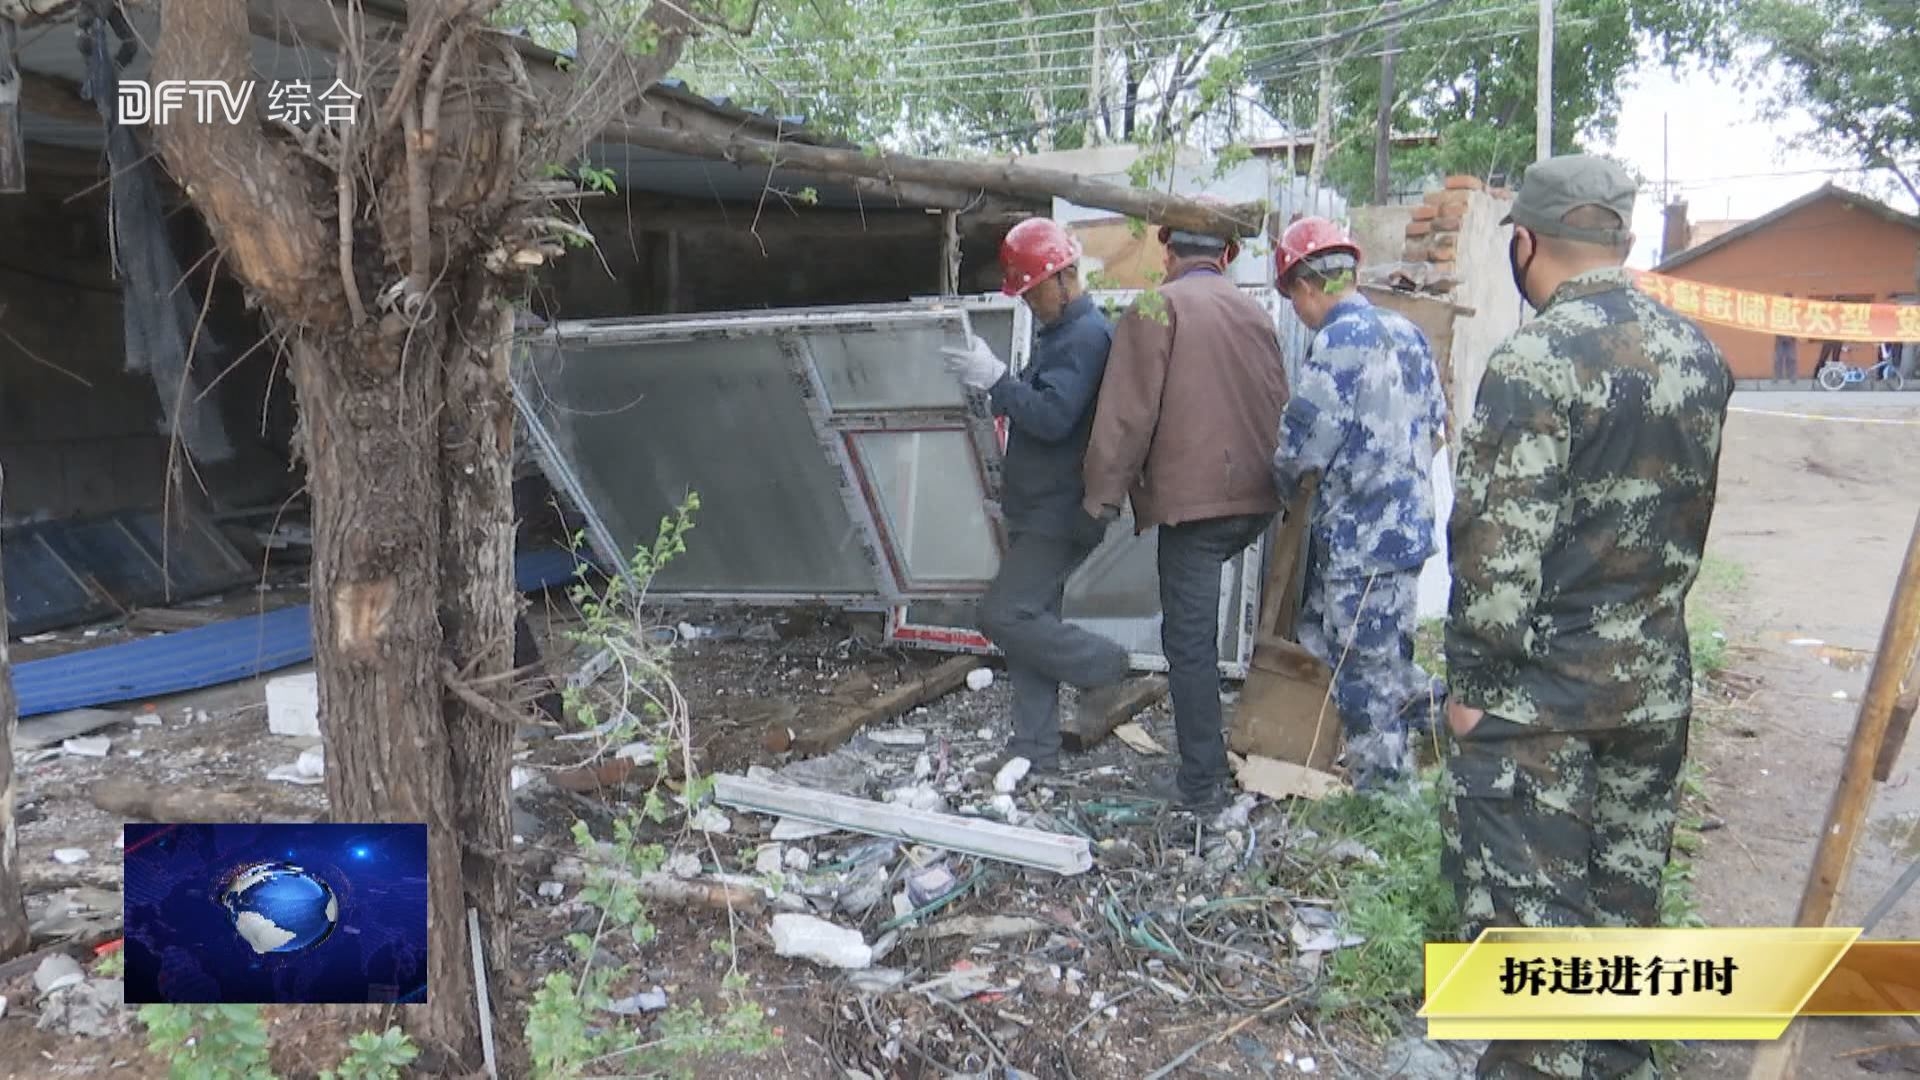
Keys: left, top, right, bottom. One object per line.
{"left": 1443, "top": 155, "right": 1733, "bottom": 1080}
{"left": 1270, "top": 217, "right": 1448, "bottom": 793}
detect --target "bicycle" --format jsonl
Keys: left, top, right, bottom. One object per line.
{"left": 1817, "top": 357, "right": 1906, "bottom": 392}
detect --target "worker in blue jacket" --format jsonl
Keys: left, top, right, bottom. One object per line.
{"left": 941, "top": 219, "right": 1131, "bottom": 775}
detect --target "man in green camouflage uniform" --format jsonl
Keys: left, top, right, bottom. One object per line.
{"left": 1442, "top": 155, "right": 1733, "bottom": 1080}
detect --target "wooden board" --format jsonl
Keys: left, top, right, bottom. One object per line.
{"left": 1230, "top": 478, "right": 1341, "bottom": 771}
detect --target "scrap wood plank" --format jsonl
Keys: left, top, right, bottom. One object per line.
{"left": 1060, "top": 675, "right": 1169, "bottom": 753}
{"left": 712, "top": 773, "right": 1093, "bottom": 875}
{"left": 788, "top": 655, "right": 979, "bottom": 757}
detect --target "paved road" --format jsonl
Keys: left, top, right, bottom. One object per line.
{"left": 1732, "top": 388, "right": 1920, "bottom": 410}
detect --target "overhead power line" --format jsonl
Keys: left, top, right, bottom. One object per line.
{"left": 681, "top": 1, "right": 1531, "bottom": 89}
{"left": 967, "top": 0, "right": 1466, "bottom": 143}
{"left": 679, "top": 19, "right": 1564, "bottom": 104}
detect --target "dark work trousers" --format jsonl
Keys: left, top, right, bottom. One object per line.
{"left": 977, "top": 531, "right": 1133, "bottom": 767}
{"left": 1157, "top": 513, "right": 1275, "bottom": 800}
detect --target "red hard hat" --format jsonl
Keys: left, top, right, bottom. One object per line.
{"left": 1274, "top": 216, "right": 1361, "bottom": 282}
{"left": 999, "top": 218, "right": 1080, "bottom": 297}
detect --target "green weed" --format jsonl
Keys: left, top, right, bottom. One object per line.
{"left": 1298, "top": 770, "right": 1458, "bottom": 1036}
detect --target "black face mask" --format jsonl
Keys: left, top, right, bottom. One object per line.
{"left": 1508, "top": 231, "right": 1537, "bottom": 310}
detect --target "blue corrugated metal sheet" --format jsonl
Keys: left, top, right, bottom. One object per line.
{"left": 15, "top": 548, "right": 592, "bottom": 717}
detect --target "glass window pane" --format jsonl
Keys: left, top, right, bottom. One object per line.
{"left": 521, "top": 336, "right": 882, "bottom": 595}
{"left": 808, "top": 324, "right": 971, "bottom": 410}
{"left": 853, "top": 430, "right": 999, "bottom": 585}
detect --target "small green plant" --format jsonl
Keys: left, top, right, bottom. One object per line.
{"left": 531, "top": 495, "right": 777, "bottom": 1079}
{"left": 139, "top": 1005, "right": 275, "bottom": 1080}
{"left": 94, "top": 948, "right": 124, "bottom": 978}
{"left": 1413, "top": 617, "right": 1446, "bottom": 679}
{"left": 1687, "top": 555, "right": 1744, "bottom": 679}
{"left": 319, "top": 1028, "right": 419, "bottom": 1080}
{"left": 1299, "top": 769, "right": 1458, "bottom": 1036}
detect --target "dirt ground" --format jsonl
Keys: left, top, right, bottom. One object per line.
{"left": 4, "top": 393, "right": 1920, "bottom": 1079}
{"left": 1673, "top": 397, "right": 1920, "bottom": 1080}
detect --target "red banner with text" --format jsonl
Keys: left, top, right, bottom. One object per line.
{"left": 1632, "top": 271, "right": 1920, "bottom": 343}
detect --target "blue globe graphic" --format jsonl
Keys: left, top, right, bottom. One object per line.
{"left": 219, "top": 862, "right": 339, "bottom": 955}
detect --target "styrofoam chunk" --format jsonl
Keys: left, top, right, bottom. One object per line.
{"left": 769, "top": 913, "right": 872, "bottom": 970}
{"left": 266, "top": 673, "right": 321, "bottom": 738}
{"left": 965, "top": 669, "right": 994, "bottom": 692}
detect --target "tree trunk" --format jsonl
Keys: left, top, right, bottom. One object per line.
{"left": 1306, "top": 46, "right": 1335, "bottom": 200}
{"left": 289, "top": 323, "right": 480, "bottom": 1055}
{"left": 437, "top": 279, "right": 520, "bottom": 980}
{"left": 0, "top": 466, "right": 29, "bottom": 961}
{"left": 609, "top": 123, "right": 1265, "bottom": 237}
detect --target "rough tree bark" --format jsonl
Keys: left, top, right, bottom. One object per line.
{"left": 150, "top": 0, "right": 686, "bottom": 1065}
{"left": 0, "top": 465, "right": 28, "bottom": 961}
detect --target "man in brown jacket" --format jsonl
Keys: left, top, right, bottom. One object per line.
{"left": 1083, "top": 226, "right": 1290, "bottom": 813}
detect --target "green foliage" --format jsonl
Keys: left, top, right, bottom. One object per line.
{"left": 318, "top": 1029, "right": 419, "bottom": 1080}
{"left": 93, "top": 948, "right": 125, "bottom": 978}
{"left": 1687, "top": 556, "right": 1743, "bottom": 679}
{"left": 1258, "top": 0, "right": 1740, "bottom": 199}
{"left": 532, "top": 496, "right": 777, "bottom": 1080}
{"left": 139, "top": 1005, "right": 275, "bottom": 1080}
{"left": 1297, "top": 770, "right": 1458, "bottom": 1035}
{"left": 1736, "top": 0, "right": 1920, "bottom": 204}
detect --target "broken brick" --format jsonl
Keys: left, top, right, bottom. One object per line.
{"left": 1405, "top": 221, "right": 1434, "bottom": 238}
{"left": 1444, "top": 175, "right": 1486, "bottom": 191}
{"left": 1410, "top": 204, "right": 1439, "bottom": 222}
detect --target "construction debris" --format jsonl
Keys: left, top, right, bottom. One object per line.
{"left": 551, "top": 856, "right": 800, "bottom": 914}
{"left": 918, "top": 915, "right": 1051, "bottom": 941}
{"left": 50, "top": 849, "right": 90, "bottom": 865}
{"left": 1112, "top": 722, "right": 1167, "bottom": 756}
{"left": 61, "top": 737, "right": 111, "bottom": 758}
{"left": 15, "top": 710, "right": 126, "bottom": 752}
{"left": 713, "top": 774, "right": 1094, "bottom": 875}
{"left": 33, "top": 955, "right": 84, "bottom": 995}
{"left": 966, "top": 668, "right": 995, "bottom": 692}
{"left": 267, "top": 746, "right": 326, "bottom": 785}
{"left": 992, "top": 756, "right": 1031, "bottom": 794}
{"left": 1231, "top": 754, "right": 1343, "bottom": 802}
{"left": 770, "top": 913, "right": 873, "bottom": 970}
{"left": 266, "top": 671, "right": 319, "bottom": 737}
{"left": 1061, "top": 676, "right": 1169, "bottom": 752}
{"left": 786, "top": 656, "right": 981, "bottom": 757}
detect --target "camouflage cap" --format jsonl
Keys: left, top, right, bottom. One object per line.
{"left": 1501, "top": 154, "right": 1636, "bottom": 245}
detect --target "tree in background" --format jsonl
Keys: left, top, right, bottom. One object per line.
{"left": 1282, "top": 0, "right": 1738, "bottom": 199}
{"left": 1737, "top": 0, "right": 1920, "bottom": 207}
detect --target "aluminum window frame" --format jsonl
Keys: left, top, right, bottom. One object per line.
{"left": 514, "top": 303, "right": 1007, "bottom": 605}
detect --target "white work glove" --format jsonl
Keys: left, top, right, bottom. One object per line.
{"left": 940, "top": 334, "right": 1007, "bottom": 391}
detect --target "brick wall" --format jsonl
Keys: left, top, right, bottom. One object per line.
{"left": 1396, "top": 176, "right": 1524, "bottom": 429}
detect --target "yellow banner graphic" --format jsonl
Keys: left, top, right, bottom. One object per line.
{"left": 1421, "top": 928, "right": 1861, "bottom": 1041}
{"left": 1632, "top": 271, "right": 1920, "bottom": 343}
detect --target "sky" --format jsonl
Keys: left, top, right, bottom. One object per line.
{"left": 1601, "top": 56, "right": 1909, "bottom": 270}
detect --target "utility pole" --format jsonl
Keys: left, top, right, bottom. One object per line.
{"left": 1536, "top": 0, "right": 1554, "bottom": 161}
{"left": 1087, "top": 7, "right": 1104, "bottom": 146}
{"left": 1374, "top": 0, "right": 1399, "bottom": 203}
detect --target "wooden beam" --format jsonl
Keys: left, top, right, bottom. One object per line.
{"left": 604, "top": 124, "right": 1266, "bottom": 238}
{"left": 580, "top": 194, "right": 946, "bottom": 238}
{"left": 1061, "top": 676, "right": 1169, "bottom": 753}
{"left": 785, "top": 655, "right": 979, "bottom": 758}
{"left": 712, "top": 773, "right": 1094, "bottom": 875}
{"left": 1749, "top": 509, "right": 1920, "bottom": 1080}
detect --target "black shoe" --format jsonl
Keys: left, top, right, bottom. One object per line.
{"left": 1143, "top": 768, "right": 1230, "bottom": 815}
